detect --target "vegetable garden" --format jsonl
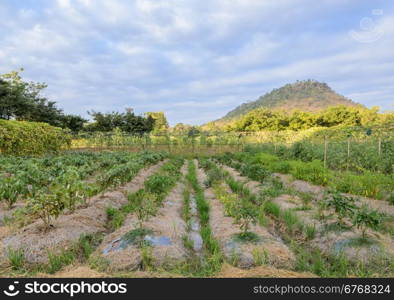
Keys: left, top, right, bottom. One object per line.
{"left": 0, "top": 141, "right": 393, "bottom": 277}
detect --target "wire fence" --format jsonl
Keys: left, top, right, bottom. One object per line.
{"left": 69, "top": 126, "right": 394, "bottom": 174}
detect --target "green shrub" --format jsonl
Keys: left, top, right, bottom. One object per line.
{"left": 325, "top": 192, "right": 356, "bottom": 225}
{"left": 27, "top": 192, "right": 66, "bottom": 229}
{"left": 0, "top": 120, "right": 71, "bottom": 156}
{"left": 144, "top": 174, "right": 175, "bottom": 196}
{"left": 353, "top": 206, "right": 383, "bottom": 238}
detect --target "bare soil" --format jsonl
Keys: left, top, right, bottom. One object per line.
{"left": 217, "top": 263, "right": 316, "bottom": 278}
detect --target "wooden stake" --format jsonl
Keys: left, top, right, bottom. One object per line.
{"left": 324, "top": 136, "right": 328, "bottom": 169}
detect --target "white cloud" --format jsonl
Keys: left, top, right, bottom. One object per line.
{"left": 0, "top": 0, "right": 393, "bottom": 125}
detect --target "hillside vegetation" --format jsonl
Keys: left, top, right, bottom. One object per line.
{"left": 218, "top": 80, "right": 359, "bottom": 122}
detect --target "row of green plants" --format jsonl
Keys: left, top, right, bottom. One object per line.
{"left": 1, "top": 151, "right": 165, "bottom": 229}
{"left": 212, "top": 158, "right": 393, "bottom": 276}
{"left": 182, "top": 160, "right": 222, "bottom": 276}
{"left": 218, "top": 153, "right": 390, "bottom": 238}
{"left": 217, "top": 151, "right": 393, "bottom": 202}
{"left": 0, "top": 151, "right": 143, "bottom": 209}
{"left": 199, "top": 158, "right": 262, "bottom": 242}
{"left": 245, "top": 137, "right": 394, "bottom": 174}
{"left": 106, "top": 157, "right": 183, "bottom": 232}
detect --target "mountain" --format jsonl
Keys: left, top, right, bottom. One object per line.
{"left": 219, "top": 80, "right": 360, "bottom": 121}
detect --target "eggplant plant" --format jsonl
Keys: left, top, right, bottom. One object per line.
{"left": 0, "top": 176, "right": 24, "bottom": 209}
{"left": 353, "top": 206, "right": 382, "bottom": 238}
{"left": 325, "top": 192, "right": 356, "bottom": 225}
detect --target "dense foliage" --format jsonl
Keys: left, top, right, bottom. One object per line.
{"left": 0, "top": 151, "right": 165, "bottom": 229}
{"left": 86, "top": 109, "right": 155, "bottom": 134}
{"left": 217, "top": 151, "right": 393, "bottom": 201}
{"left": 0, "top": 70, "right": 86, "bottom": 132}
{"left": 0, "top": 120, "right": 71, "bottom": 156}
{"left": 219, "top": 80, "right": 358, "bottom": 121}
{"left": 228, "top": 105, "right": 393, "bottom": 132}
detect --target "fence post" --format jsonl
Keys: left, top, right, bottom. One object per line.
{"left": 347, "top": 137, "right": 350, "bottom": 171}
{"left": 378, "top": 137, "right": 382, "bottom": 156}
{"left": 324, "top": 136, "right": 328, "bottom": 169}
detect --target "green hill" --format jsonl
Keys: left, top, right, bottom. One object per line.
{"left": 219, "top": 80, "right": 360, "bottom": 121}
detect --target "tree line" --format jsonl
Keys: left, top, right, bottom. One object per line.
{"left": 0, "top": 70, "right": 167, "bottom": 134}
{"left": 222, "top": 106, "right": 394, "bottom": 132}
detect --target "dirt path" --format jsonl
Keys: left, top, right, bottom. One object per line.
{"left": 217, "top": 263, "right": 316, "bottom": 278}
{"left": 95, "top": 163, "right": 188, "bottom": 271}
{"left": 0, "top": 161, "right": 166, "bottom": 265}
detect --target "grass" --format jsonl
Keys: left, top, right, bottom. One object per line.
{"left": 106, "top": 206, "right": 126, "bottom": 230}
{"left": 7, "top": 248, "right": 25, "bottom": 271}
{"left": 305, "top": 224, "right": 316, "bottom": 240}
{"left": 282, "top": 210, "right": 302, "bottom": 233}
{"left": 182, "top": 187, "right": 191, "bottom": 226}
{"left": 185, "top": 160, "right": 222, "bottom": 276}
{"left": 5, "top": 232, "right": 104, "bottom": 275}
{"left": 232, "top": 232, "right": 260, "bottom": 243}
{"left": 230, "top": 151, "right": 393, "bottom": 201}
{"left": 262, "top": 201, "right": 281, "bottom": 218}
{"left": 47, "top": 250, "right": 75, "bottom": 274}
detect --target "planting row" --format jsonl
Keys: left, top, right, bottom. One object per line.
{"left": 0, "top": 151, "right": 165, "bottom": 229}
{"left": 212, "top": 156, "right": 394, "bottom": 276}
{"left": 217, "top": 151, "right": 393, "bottom": 203}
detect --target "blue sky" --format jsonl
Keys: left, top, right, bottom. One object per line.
{"left": 1, "top": 0, "right": 393, "bottom": 125}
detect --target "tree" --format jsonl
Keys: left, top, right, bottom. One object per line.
{"left": 0, "top": 71, "right": 32, "bottom": 120}
{"left": 87, "top": 109, "right": 154, "bottom": 134}
{"left": 172, "top": 123, "right": 192, "bottom": 134}
{"left": 0, "top": 69, "right": 87, "bottom": 131}
{"left": 145, "top": 112, "right": 169, "bottom": 133}
{"left": 60, "top": 115, "right": 87, "bottom": 132}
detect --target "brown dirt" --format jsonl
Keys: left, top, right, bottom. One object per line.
{"left": 272, "top": 194, "right": 300, "bottom": 210}
{"left": 311, "top": 230, "right": 394, "bottom": 264}
{"left": 96, "top": 163, "right": 188, "bottom": 271}
{"left": 39, "top": 265, "right": 108, "bottom": 278}
{"left": 0, "top": 161, "right": 166, "bottom": 265}
{"left": 217, "top": 263, "right": 316, "bottom": 278}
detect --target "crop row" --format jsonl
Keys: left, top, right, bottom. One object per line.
{"left": 0, "top": 151, "right": 166, "bottom": 229}
{"left": 215, "top": 151, "right": 393, "bottom": 202}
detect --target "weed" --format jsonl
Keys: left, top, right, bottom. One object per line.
{"left": 7, "top": 248, "right": 25, "bottom": 271}
{"left": 47, "top": 250, "right": 75, "bottom": 274}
